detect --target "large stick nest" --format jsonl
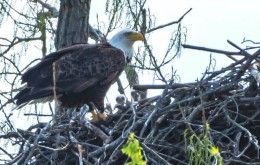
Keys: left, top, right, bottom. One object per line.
{"left": 1, "top": 44, "right": 260, "bottom": 165}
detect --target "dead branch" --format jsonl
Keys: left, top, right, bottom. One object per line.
{"left": 147, "top": 8, "right": 192, "bottom": 33}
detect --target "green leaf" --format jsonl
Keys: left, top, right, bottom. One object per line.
{"left": 122, "top": 133, "right": 146, "bottom": 165}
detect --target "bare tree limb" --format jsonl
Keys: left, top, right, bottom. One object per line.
{"left": 147, "top": 8, "right": 192, "bottom": 33}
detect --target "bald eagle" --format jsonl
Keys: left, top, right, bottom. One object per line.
{"left": 14, "top": 29, "right": 144, "bottom": 114}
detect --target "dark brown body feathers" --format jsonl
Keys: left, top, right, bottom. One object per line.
{"left": 15, "top": 43, "right": 125, "bottom": 112}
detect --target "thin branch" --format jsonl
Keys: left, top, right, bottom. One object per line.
{"left": 147, "top": 8, "right": 192, "bottom": 33}
{"left": 182, "top": 44, "right": 242, "bottom": 61}
{"left": 133, "top": 83, "right": 194, "bottom": 90}
{"left": 35, "top": 0, "right": 59, "bottom": 17}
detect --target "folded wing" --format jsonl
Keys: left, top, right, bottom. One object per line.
{"left": 15, "top": 43, "right": 125, "bottom": 106}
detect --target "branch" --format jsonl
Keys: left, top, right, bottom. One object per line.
{"left": 83, "top": 121, "right": 111, "bottom": 143}
{"left": 133, "top": 83, "right": 194, "bottom": 90}
{"left": 35, "top": 0, "right": 59, "bottom": 17}
{"left": 182, "top": 44, "right": 242, "bottom": 61}
{"left": 147, "top": 8, "right": 192, "bottom": 33}
{"left": 0, "top": 37, "right": 41, "bottom": 57}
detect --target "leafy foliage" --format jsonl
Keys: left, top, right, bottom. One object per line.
{"left": 185, "top": 123, "right": 223, "bottom": 165}
{"left": 122, "top": 133, "right": 146, "bottom": 165}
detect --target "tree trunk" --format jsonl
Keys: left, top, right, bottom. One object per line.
{"left": 51, "top": 1, "right": 91, "bottom": 162}
{"left": 53, "top": 0, "right": 91, "bottom": 117}
{"left": 55, "top": 0, "right": 91, "bottom": 49}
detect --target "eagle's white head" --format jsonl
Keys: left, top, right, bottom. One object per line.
{"left": 109, "top": 29, "right": 144, "bottom": 62}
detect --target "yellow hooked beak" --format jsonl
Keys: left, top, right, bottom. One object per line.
{"left": 128, "top": 32, "right": 145, "bottom": 42}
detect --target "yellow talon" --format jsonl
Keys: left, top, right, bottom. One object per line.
{"left": 90, "top": 109, "right": 107, "bottom": 122}
{"left": 98, "top": 112, "right": 107, "bottom": 121}
{"left": 90, "top": 109, "right": 97, "bottom": 122}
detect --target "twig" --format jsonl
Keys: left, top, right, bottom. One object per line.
{"left": 23, "top": 113, "right": 52, "bottom": 116}
{"left": 147, "top": 8, "right": 192, "bottom": 33}
{"left": 223, "top": 108, "right": 260, "bottom": 157}
{"left": 182, "top": 44, "right": 241, "bottom": 61}
{"left": 83, "top": 121, "right": 111, "bottom": 143}
{"left": 133, "top": 83, "right": 194, "bottom": 90}
{"left": 36, "top": 0, "right": 59, "bottom": 17}
{"left": 142, "top": 143, "right": 172, "bottom": 165}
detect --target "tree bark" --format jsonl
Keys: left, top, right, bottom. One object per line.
{"left": 53, "top": 0, "right": 91, "bottom": 116}
{"left": 55, "top": 0, "right": 91, "bottom": 49}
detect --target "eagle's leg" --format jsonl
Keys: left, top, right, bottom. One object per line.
{"left": 90, "top": 108, "right": 99, "bottom": 122}
{"left": 89, "top": 102, "right": 107, "bottom": 121}
{"left": 97, "top": 111, "right": 107, "bottom": 121}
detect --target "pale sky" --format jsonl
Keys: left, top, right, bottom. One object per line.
{"left": 90, "top": 1, "right": 260, "bottom": 84}
{"left": 145, "top": 0, "right": 260, "bottom": 82}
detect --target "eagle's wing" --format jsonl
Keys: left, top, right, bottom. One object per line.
{"left": 15, "top": 43, "right": 125, "bottom": 105}
{"left": 22, "top": 44, "right": 98, "bottom": 86}
{"left": 54, "top": 44, "right": 125, "bottom": 92}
